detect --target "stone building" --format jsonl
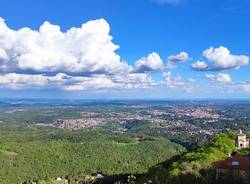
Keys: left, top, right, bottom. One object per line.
{"left": 236, "top": 130, "right": 249, "bottom": 149}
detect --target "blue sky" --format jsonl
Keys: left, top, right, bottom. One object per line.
{"left": 0, "top": 0, "right": 249, "bottom": 99}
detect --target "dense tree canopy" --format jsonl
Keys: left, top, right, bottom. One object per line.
{"left": 0, "top": 123, "right": 184, "bottom": 184}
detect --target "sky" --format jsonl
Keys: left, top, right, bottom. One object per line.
{"left": 0, "top": 0, "right": 249, "bottom": 99}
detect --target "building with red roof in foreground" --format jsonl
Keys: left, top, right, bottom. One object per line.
{"left": 215, "top": 154, "right": 250, "bottom": 183}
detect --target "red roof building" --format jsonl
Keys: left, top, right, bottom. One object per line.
{"left": 215, "top": 154, "right": 250, "bottom": 183}
{"left": 215, "top": 154, "right": 250, "bottom": 170}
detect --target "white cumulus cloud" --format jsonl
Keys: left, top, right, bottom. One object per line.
{"left": 191, "top": 60, "right": 208, "bottom": 70}
{"left": 133, "top": 52, "right": 164, "bottom": 73}
{"left": 203, "top": 46, "right": 249, "bottom": 70}
{"left": 0, "top": 17, "right": 131, "bottom": 75}
{"left": 0, "top": 18, "right": 163, "bottom": 91}
{"left": 168, "top": 52, "right": 189, "bottom": 62}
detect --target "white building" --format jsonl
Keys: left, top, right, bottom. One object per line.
{"left": 236, "top": 130, "right": 249, "bottom": 149}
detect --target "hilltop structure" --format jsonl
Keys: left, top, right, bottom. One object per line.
{"left": 236, "top": 130, "right": 249, "bottom": 149}
{"left": 215, "top": 130, "right": 250, "bottom": 183}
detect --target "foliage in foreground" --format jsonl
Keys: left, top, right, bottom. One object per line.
{"left": 139, "top": 133, "right": 237, "bottom": 184}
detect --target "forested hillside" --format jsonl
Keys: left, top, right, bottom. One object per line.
{"left": 0, "top": 123, "right": 184, "bottom": 184}
{"left": 139, "top": 133, "right": 238, "bottom": 184}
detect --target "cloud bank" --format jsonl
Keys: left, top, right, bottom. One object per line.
{"left": 0, "top": 72, "right": 156, "bottom": 91}
{"left": 0, "top": 17, "right": 249, "bottom": 95}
